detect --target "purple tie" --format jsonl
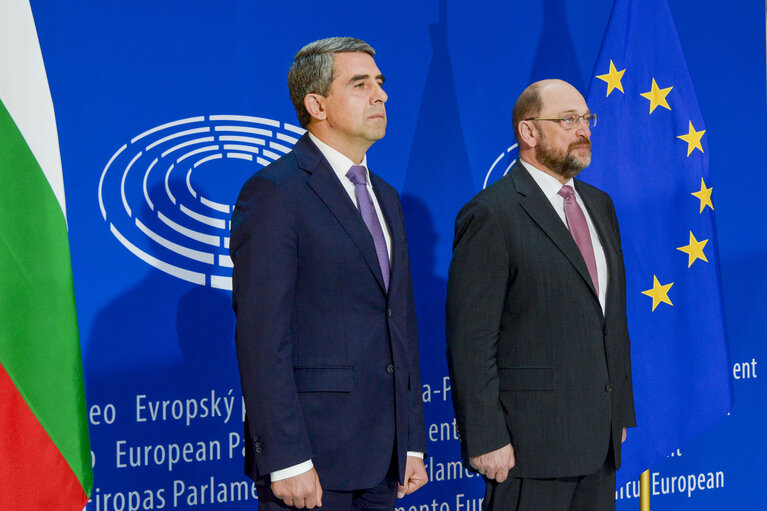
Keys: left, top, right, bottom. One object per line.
{"left": 558, "top": 185, "right": 599, "bottom": 292}
{"left": 346, "top": 165, "right": 390, "bottom": 290}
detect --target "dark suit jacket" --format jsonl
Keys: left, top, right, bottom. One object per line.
{"left": 446, "top": 161, "right": 636, "bottom": 479}
{"left": 230, "top": 133, "right": 426, "bottom": 491}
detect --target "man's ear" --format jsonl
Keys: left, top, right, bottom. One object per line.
{"left": 304, "top": 93, "right": 326, "bottom": 122}
{"left": 517, "top": 120, "right": 538, "bottom": 148}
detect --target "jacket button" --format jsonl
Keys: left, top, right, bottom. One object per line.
{"left": 604, "top": 328, "right": 611, "bottom": 336}
{"left": 387, "top": 308, "right": 392, "bottom": 318}
{"left": 386, "top": 364, "right": 395, "bottom": 374}
{"left": 605, "top": 384, "right": 614, "bottom": 393}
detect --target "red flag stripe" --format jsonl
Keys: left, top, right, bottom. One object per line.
{"left": 0, "top": 363, "right": 88, "bottom": 510}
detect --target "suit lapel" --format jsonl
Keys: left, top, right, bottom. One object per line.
{"left": 576, "top": 181, "right": 620, "bottom": 319}
{"left": 511, "top": 162, "right": 600, "bottom": 303}
{"left": 294, "top": 134, "right": 387, "bottom": 294}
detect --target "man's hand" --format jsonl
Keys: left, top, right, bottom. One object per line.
{"left": 622, "top": 427, "right": 627, "bottom": 443}
{"left": 469, "top": 443, "right": 515, "bottom": 483}
{"left": 397, "top": 456, "right": 428, "bottom": 498}
{"left": 271, "top": 468, "right": 323, "bottom": 509}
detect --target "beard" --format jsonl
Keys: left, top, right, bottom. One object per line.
{"left": 535, "top": 137, "right": 592, "bottom": 179}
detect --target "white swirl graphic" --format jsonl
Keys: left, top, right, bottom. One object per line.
{"left": 483, "top": 143, "right": 519, "bottom": 189}
{"left": 98, "top": 115, "right": 305, "bottom": 290}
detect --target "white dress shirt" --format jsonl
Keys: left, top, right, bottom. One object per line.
{"left": 270, "top": 134, "right": 420, "bottom": 482}
{"left": 308, "top": 132, "right": 392, "bottom": 260}
{"left": 519, "top": 158, "right": 608, "bottom": 312}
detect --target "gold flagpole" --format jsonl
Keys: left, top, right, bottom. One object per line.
{"left": 640, "top": 470, "right": 650, "bottom": 510}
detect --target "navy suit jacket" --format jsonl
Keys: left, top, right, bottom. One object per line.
{"left": 230, "top": 133, "right": 426, "bottom": 491}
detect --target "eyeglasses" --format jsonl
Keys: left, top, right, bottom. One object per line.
{"left": 524, "top": 113, "right": 597, "bottom": 129}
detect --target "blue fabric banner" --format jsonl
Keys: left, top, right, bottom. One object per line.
{"left": 584, "top": 0, "right": 732, "bottom": 486}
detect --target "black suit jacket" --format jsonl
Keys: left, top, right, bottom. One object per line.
{"left": 446, "top": 161, "right": 636, "bottom": 479}
{"left": 230, "top": 133, "right": 426, "bottom": 490}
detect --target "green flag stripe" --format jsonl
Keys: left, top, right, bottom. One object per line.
{"left": 0, "top": 98, "right": 92, "bottom": 493}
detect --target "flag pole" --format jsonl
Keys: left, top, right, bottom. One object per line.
{"left": 640, "top": 469, "right": 650, "bottom": 510}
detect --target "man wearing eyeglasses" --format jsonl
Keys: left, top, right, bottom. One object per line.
{"left": 446, "top": 79, "right": 636, "bottom": 511}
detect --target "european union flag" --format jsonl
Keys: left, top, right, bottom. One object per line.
{"left": 584, "top": 0, "right": 732, "bottom": 485}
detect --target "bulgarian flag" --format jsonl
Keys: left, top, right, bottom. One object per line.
{"left": 0, "top": 0, "right": 93, "bottom": 508}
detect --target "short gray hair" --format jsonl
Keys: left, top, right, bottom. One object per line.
{"left": 288, "top": 37, "right": 376, "bottom": 128}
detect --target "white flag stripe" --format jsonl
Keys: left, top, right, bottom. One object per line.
{"left": 0, "top": 0, "right": 66, "bottom": 218}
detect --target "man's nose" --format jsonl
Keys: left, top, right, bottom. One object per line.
{"left": 575, "top": 118, "right": 591, "bottom": 138}
{"left": 372, "top": 83, "right": 387, "bottom": 103}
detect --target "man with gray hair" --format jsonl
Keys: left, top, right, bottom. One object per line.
{"left": 231, "top": 37, "right": 428, "bottom": 510}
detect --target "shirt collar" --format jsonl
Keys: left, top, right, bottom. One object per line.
{"left": 308, "top": 132, "right": 369, "bottom": 185}
{"left": 519, "top": 157, "right": 574, "bottom": 200}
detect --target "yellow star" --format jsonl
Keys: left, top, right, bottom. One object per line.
{"left": 677, "top": 231, "right": 709, "bottom": 267}
{"left": 640, "top": 78, "right": 673, "bottom": 113}
{"left": 642, "top": 276, "right": 674, "bottom": 311}
{"left": 677, "top": 121, "right": 706, "bottom": 156}
{"left": 691, "top": 178, "right": 714, "bottom": 213}
{"left": 595, "top": 60, "right": 626, "bottom": 97}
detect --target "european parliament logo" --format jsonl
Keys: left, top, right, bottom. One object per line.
{"left": 483, "top": 142, "right": 518, "bottom": 189}
{"left": 98, "top": 115, "right": 305, "bottom": 290}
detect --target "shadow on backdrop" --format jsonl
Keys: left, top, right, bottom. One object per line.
{"left": 402, "top": 0, "right": 475, "bottom": 278}
{"left": 86, "top": 180, "right": 239, "bottom": 491}
{"left": 398, "top": 0, "right": 484, "bottom": 505}
{"left": 528, "top": 0, "right": 585, "bottom": 92}
{"left": 402, "top": 194, "right": 445, "bottom": 363}
{"left": 88, "top": 180, "right": 236, "bottom": 393}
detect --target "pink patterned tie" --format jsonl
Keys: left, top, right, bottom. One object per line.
{"left": 346, "top": 165, "right": 390, "bottom": 290}
{"left": 558, "top": 185, "right": 599, "bottom": 292}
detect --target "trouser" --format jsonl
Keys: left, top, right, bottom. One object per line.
{"left": 483, "top": 442, "right": 617, "bottom": 511}
{"left": 257, "top": 456, "right": 399, "bottom": 511}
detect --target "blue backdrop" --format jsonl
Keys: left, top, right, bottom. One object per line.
{"left": 29, "top": 0, "right": 766, "bottom": 509}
